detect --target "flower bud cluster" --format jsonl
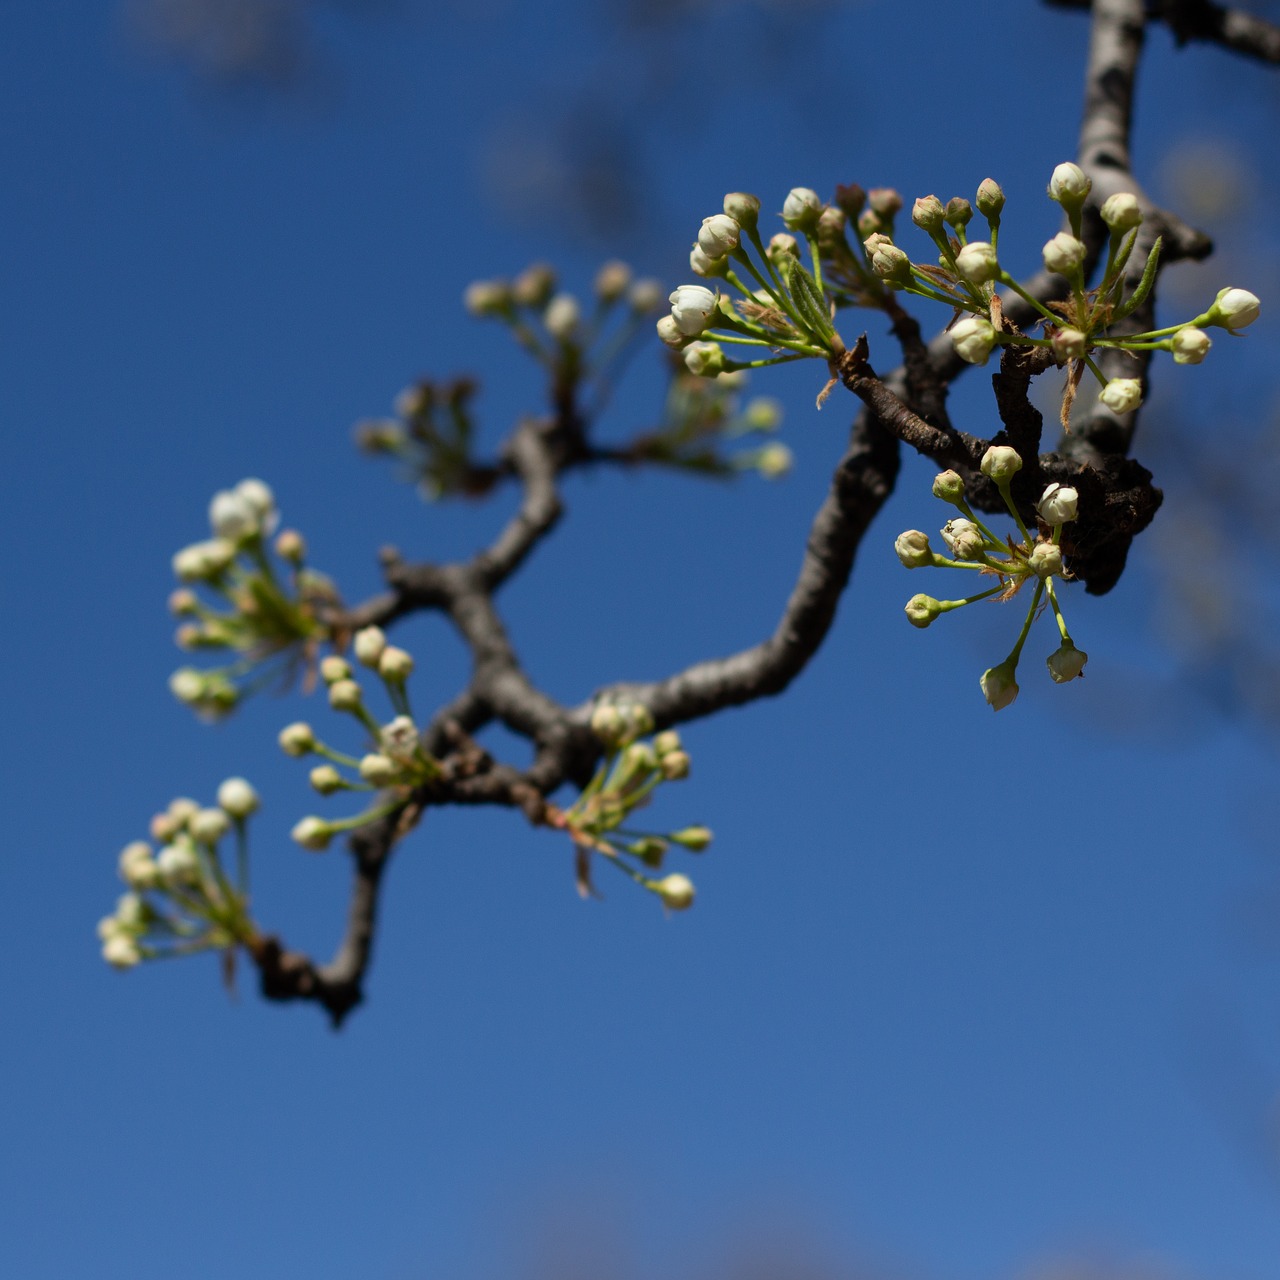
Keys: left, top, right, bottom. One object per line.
{"left": 894, "top": 452, "right": 1089, "bottom": 710}
{"left": 99, "top": 781, "right": 263, "bottom": 971}
{"left": 552, "top": 706, "right": 712, "bottom": 910}
{"left": 168, "top": 479, "right": 337, "bottom": 720}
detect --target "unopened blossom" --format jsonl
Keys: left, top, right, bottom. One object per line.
{"left": 955, "top": 241, "right": 999, "bottom": 285}
{"left": 1047, "top": 641, "right": 1089, "bottom": 683}
{"left": 894, "top": 530, "right": 932, "bottom": 568}
{"left": 781, "top": 187, "right": 823, "bottom": 231}
{"left": 1099, "top": 378, "right": 1143, "bottom": 413}
{"left": 1171, "top": 326, "right": 1211, "bottom": 364}
{"left": 950, "top": 316, "right": 997, "bottom": 366}
{"left": 980, "top": 662, "right": 1019, "bottom": 711}
{"left": 1036, "top": 484, "right": 1078, "bottom": 525}
{"left": 1043, "top": 232, "right": 1086, "bottom": 276}
{"left": 652, "top": 873, "right": 696, "bottom": 911}
{"left": 1047, "top": 162, "right": 1090, "bottom": 205}
{"left": 217, "top": 777, "right": 260, "bottom": 819}
{"left": 980, "top": 446, "right": 1022, "bottom": 483}
{"left": 668, "top": 284, "right": 718, "bottom": 337}
{"left": 698, "top": 214, "right": 740, "bottom": 258}
{"left": 1101, "top": 192, "right": 1142, "bottom": 232}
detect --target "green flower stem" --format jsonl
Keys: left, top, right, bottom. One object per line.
{"left": 1091, "top": 338, "right": 1170, "bottom": 352}
{"left": 1082, "top": 353, "right": 1109, "bottom": 386}
{"left": 711, "top": 330, "right": 828, "bottom": 358}
{"left": 381, "top": 676, "right": 412, "bottom": 719}
{"left": 936, "top": 583, "right": 1007, "bottom": 612}
{"left": 506, "top": 317, "right": 549, "bottom": 364}
{"left": 1046, "top": 577, "right": 1072, "bottom": 643}
{"left": 745, "top": 226, "right": 786, "bottom": 292}
{"left": 312, "top": 741, "right": 363, "bottom": 769}
{"left": 954, "top": 500, "right": 1005, "bottom": 550}
{"left": 325, "top": 800, "right": 406, "bottom": 836}
{"left": 233, "top": 820, "right": 249, "bottom": 894}
{"left": 724, "top": 353, "right": 812, "bottom": 372}
{"left": 804, "top": 232, "right": 826, "bottom": 297}
{"left": 998, "top": 272, "right": 1063, "bottom": 327}
{"left": 994, "top": 479, "right": 1032, "bottom": 546}
{"left": 1007, "top": 579, "right": 1046, "bottom": 666}
{"left": 731, "top": 248, "right": 811, "bottom": 335}
{"left": 903, "top": 276, "right": 973, "bottom": 309}
{"left": 928, "top": 554, "right": 989, "bottom": 570}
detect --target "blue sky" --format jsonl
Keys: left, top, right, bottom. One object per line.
{"left": 5, "top": 2, "right": 1280, "bottom": 1276}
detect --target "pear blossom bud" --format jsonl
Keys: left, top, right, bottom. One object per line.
{"left": 816, "top": 207, "right": 847, "bottom": 248}
{"left": 168, "top": 667, "right": 206, "bottom": 705}
{"left": 512, "top": 263, "right": 556, "bottom": 309}
{"left": 652, "top": 730, "right": 682, "bottom": 756}
{"left": 149, "top": 811, "right": 179, "bottom": 844}
{"left": 781, "top": 187, "right": 823, "bottom": 232}
{"left": 912, "top": 195, "right": 945, "bottom": 231}
{"left": 309, "top": 765, "right": 343, "bottom": 795}
{"left": 593, "top": 260, "right": 632, "bottom": 303}
{"left": 168, "top": 797, "right": 200, "bottom": 826}
{"left": 652, "top": 873, "right": 695, "bottom": 911}
{"left": 753, "top": 443, "right": 793, "bottom": 478}
{"left": 320, "top": 655, "right": 351, "bottom": 684}
{"left": 950, "top": 316, "right": 998, "bottom": 366}
{"left": 1028, "top": 541, "right": 1064, "bottom": 578}
{"left": 976, "top": 179, "right": 1005, "bottom": 219}
{"left": 354, "top": 419, "right": 406, "bottom": 453}
{"left": 1036, "top": 484, "right": 1079, "bottom": 525}
{"left": 867, "top": 187, "right": 902, "bottom": 219}
{"left": 591, "top": 703, "right": 626, "bottom": 746}
{"left": 103, "top": 934, "right": 142, "bottom": 969}
{"left": 279, "top": 721, "right": 315, "bottom": 756}
{"left": 723, "top": 192, "right": 761, "bottom": 230}
{"left": 1047, "top": 162, "right": 1091, "bottom": 206}
{"left": 865, "top": 235, "right": 911, "bottom": 284}
{"left": 1051, "top": 327, "right": 1087, "bottom": 362}
{"left": 941, "top": 518, "right": 984, "bottom": 561}
{"left": 1099, "top": 378, "right": 1143, "bottom": 413}
{"left": 625, "top": 703, "right": 655, "bottom": 738}
{"left": 670, "top": 825, "right": 712, "bottom": 852}
{"left": 834, "top": 183, "right": 866, "bottom": 219}
{"left": 353, "top": 627, "right": 387, "bottom": 668}
{"left": 172, "top": 538, "right": 236, "bottom": 582}
{"left": 1043, "top": 232, "right": 1086, "bottom": 275}
{"left": 668, "top": 284, "right": 718, "bottom": 336}
{"left": 894, "top": 530, "right": 932, "bottom": 568}
{"left": 944, "top": 197, "right": 972, "bottom": 229}
{"left": 380, "top": 716, "right": 420, "bottom": 761}
{"left": 932, "top": 470, "right": 967, "bottom": 504}
{"left": 274, "top": 529, "right": 306, "bottom": 563}
{"left": 217, "top": 777, "right": 260, "bottom": 819}
{"left": 543, "top": 293, "right": 581, "bottom": 341}
{"left": 1100, "top": 192, "right": 1142, "bottom": 232}
{"left": 1169, "top": 326, "right": 1210, "bottom": 364}
{"left": 683, "top": 341, "right": 726, "bottom": 378}
{"left": 119, "top": 841, "right": 160, "bottom": 889}
{"left": 291, "top": 817, "right": 333, "bottom": 852}
{"left": 981, "top": 446, "right": 1022, "bottom": 483}
{"left": 627, "top": 278, "right": 663, "bottom": 313}
{"left": 980, "top": 661, "right": 1019, "bottom": 711}
{"left": 955, "top": 241, "right": 999, "bottom": 285}
{"left": 768, "top": 233, "right": 800, "bottom": 261}
{"left": 157, "top": 842, "right": 200, "bottom": 884}
{"left": 1208, "top": 287, "right": 1261, "bottom": 330}
{"left": 115, "top": 892, "right": 147, "bottom": 930}
{"left": 168, "top": 588, "right": 198, "bottom": 616}
{"left": 234, "top": 478, "right": 277, "bottom": 534}
{"left": 657, "top": 315, "right": 690, "bottom": 348}
{"left": 660, "top": 750, "right": 690, "bottom": 780}
{"left": 631, "top": 837, "right": 667, "bottom": 867}
{"left": 379, "top": 646, "right": 415, "bottom": 681}
{"left": 621, "top": 742, "right": 657, "bottom": 777}
{"left": 856, "top": 208, "right": 885, "bottom": 239}
{"left": 189, "top": 807, "right": 230, "bottom": 844}
{"left": 463, "top": 279, "right": 512, "bottom": 316}
{"left": 328, "top": 679, "right": 363, "bottom": 711}
{"left": 904, "top": 594, "right": 943, "bottom": 629}
{"left": 742, "top": 397, "right": 782, "bottom": 431}
{"left": 689, "top": 244, "right": 728, "bottom": 278}
{"left": 698, "top": 214, "right": 741, "bottom": 258}
{"left": 209, "top": 488, "right": 259, "bottom": 542}
{"left": 1047, "top": 640, "right": 1089, "bottom": 683}
{"left": 359, "top": 753, "right": 400, "bottom": 786}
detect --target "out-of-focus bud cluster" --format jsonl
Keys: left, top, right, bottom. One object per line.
{"left": 98, "top": 780, "right": 262, "bottom": 972}
{"left": 546, "top": 701, "right": 711, "bottom": 910}
{"left": 282, "top": 628, "right": 441, "bottom": 855}
{"left": 168, "top": 479, "right": 338, "bottom": 720}
{"left": 895, "top": 452, "right": 1089, "bottom": 711}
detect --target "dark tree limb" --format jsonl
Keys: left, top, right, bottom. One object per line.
{"left": 1048, "top": 0, "right": 1280, "bottom": 64}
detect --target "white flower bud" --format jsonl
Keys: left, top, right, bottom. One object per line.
{"left": 689, "top": 244, "right": 727, "bottom": 278}
{"left": 932, "top": 470, "right": 966, "bottom": 504}
{"left": 189, "top": 807, "right": 230, "bottom": 844}
{"left": 865, "top": 235, "right": 911, "bottom": 283}
{"left": 279, "top": 721, "right": 315, "bottom": 756}
{"left": 627, "top": 278, "right": 663, "bottom": 313}
{"left": 118, "top": 841, "right": 160, "bottom": 889}
{"left": 753, "top": 443, "right": 792, "bottom": 478}
{"left": 768, "top": 233, "right": 800, "bottom": 261}
{"left": 233, "top": 478, "right": 277, "bottom": 534}
{"left": 668, "top": 284, "right": 718, "bottom": 336}
{"left": 980, "top": 662, "right": 1019, "bottom": 711}
{"left": 1209, "top": 287, "right": 1261, "bottom": 330}
{"left": 657, "top": 315, "right": 690, "bottom": 348}
{"left": 379, "top": 646, "right": 415, "bottom": 681}
{"left": 328, "top": 679, "right": 363, "bottom": 711}
{"left": 168, "top": 797, "right": 199, "bottom": 826}
{"left": 742, "top": 397, "right": 782, "bottom": 431}
{"left": 1100, "top": 192, "right": 1142, "bottom": 232}
{"left": 1098, "top": 378, "right": 1143, "bottom": 413}
{"left": 168, "top": 668, "right": 206, "bottom": 705}
{"left": 976, "top": 179, "right": 1005, "bottom": 219}
{"left": 463, "top": 279, "right": 512, "bottom": 316}
{"left": 955, "top": 241, "right": 999, "bottom": 285}
{"left": 683, "top": 341, "right": 725, "bottom": 378}
{"left": 320, "top": 655, "right": 351, "bottom": 684}
{"left": 591, "top": 704, "right": 626, "bottom": 745}
{"left": 980, "top": 445, "right": 1023, "bottom": 483}
{"left": 209, "top": 488, "right": 259, "bottom": 542}
{"left": 594, "top": 260, "right": 632, "bottom": 303}
{"left": 950, "top": 316, "right": 997, "bottom": 366}
{"left": 941, "top": 518, "right": 984, "bottom": 561}
{"left": 217, "top": 777, "right": 260, "bottom": 819}
{"left": 904, "top": 594, "right": 943, "bottom": 629}
{"left": 1036, "top": 483, "right": 1079, "bottom": 525}
{"left": 380, "top": 715, "right": 421, "bottom": 761}
{"left": 912, "top": 195, "right": 946, "bottom": 231}
{"left": 353, "top": 626, "right": 387, "bottom": 668}
{"left": 172, "top": 538, "right": 237, "bottom": 582}
{"left": 894, "top": 530, "right": 932, "bottom": 568}
{"left": 1028, "top": 541, "right": 1064, "bottom": 578}
{"left": 309, "top": 765, "right": 344, "bottom": 795}
{"left": 944, "top": 197, "right": 973, "bottom": 229}
{"left": 102, "top": 934, "right": 142, "bottom": 969}
{"left": 115, "top": 892, "right": 147, "bottom": 929}
{"left": 157, "top": 841, "right": 200, "bottom": 885}
{"left": 1047, "top": 162, "right": 1091, "bottom": 206}
{"left": 359, "top": 753, "right": 400, "bottom": 786}
{"left": 781, "top": 187, "right": 823, "bottom": 231}
{"left": 723, "top": 192, "right": 761, "bottom": 230}
{"left": 543, "top": 293, "right": 581, "bottom": 341}
{"left": 652, "top": 730, "right": 682, "bottom": 757}
{"left": 1042, "top": 232, "right": 1086, "bottom": 275}
{"left": 291, "top": 817, "right": 333, "bottom": 852}
{"left": 274, "top": 529, "right": 306, "bottom": 562}
{"left": 1051, "top": 327, "right": 1087, "bottom": 362}
{"left": 670, "top": 826, "right": 712, "bottom": 852}
{"left": 1170, "top": 326, "right": 1211, "bottom": 364}
{"left": 512, "top": 263, "right": 556, "bottom": 308}
{"left": 652, "top": 873, "right": 695, "bottom": 911}
{"left": 698, "top": 213, "right": 741, "bottom": 258}
{"left": 1047, "top": 640, "right": 1089, "bottom": 683}
{"left": 660, "top": 750, "right": 690, "bottom": 780}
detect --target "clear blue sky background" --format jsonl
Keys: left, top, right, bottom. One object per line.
{"left": 5, "top": 2, "right": 1280, "bottom": 1276}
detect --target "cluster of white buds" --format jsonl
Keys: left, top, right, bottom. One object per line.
{"left": 168, "top": 479, "right": 337, "bottom": 719}
{"left": 548, "top": 702, "right": 712, "bottom": 910}
{"left": 659, "top": 188, "right": 849, "bottom": 380}
{"left": 99, "top": 780, "right": 262, "bottom": 971}
{"left": 284, "top": 628, "right": 441, "bottom": 854}
{"left": 895, "top": 449, "right": 1088, "bottom": 710}
{"left": 463, "top": 259, "right": 663, "bottom": 383}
